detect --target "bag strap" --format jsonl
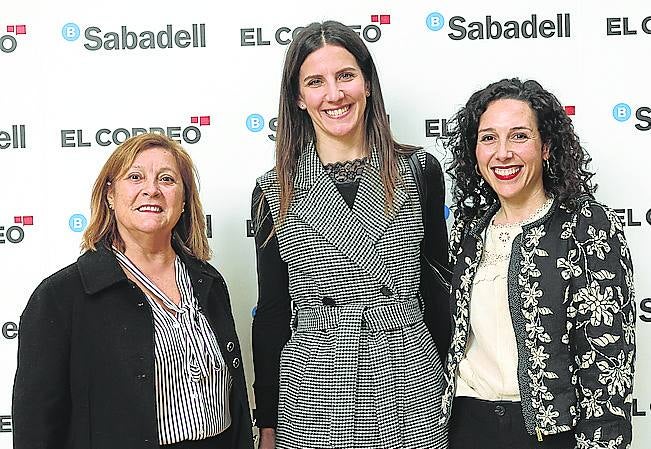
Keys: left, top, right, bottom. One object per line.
{"left": 408, "top": 151, "right": 453, "bottom": 290}
{"left": 408, "top": 151, "right": 427, "bottom": 231}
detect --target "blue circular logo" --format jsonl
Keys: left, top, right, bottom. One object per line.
{"left": 612, "top": 103, "right": 632, "bottom": 122}
{"left": 62, "top": 23, "right": 81, "bottom": 41}
{"left": 426, "top": 12, "right": 445, "bottom": 31}
{"left": 444, "top": 205, "right": 450, "bottom": 220}
{"left": 246, "top": 114, "right": 265, "bottom": 132}
{"left": 69, "top": 213, "right": 87, "bottom": 232}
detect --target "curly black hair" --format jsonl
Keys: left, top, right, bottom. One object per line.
{"left": 445, "top": 78, "right": 596, "bottom": 221}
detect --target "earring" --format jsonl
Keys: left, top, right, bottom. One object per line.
{"left": 108, "top": 202, "right": 114, "bottom": 210}
{"left": 366, "top": 90, "right": 370, "bottom": 97}
{"left": 298, "top": 102, "right": 306, "bottom": 110}
{"left": 543, "top": 159, "right": 554, "bottom": 176}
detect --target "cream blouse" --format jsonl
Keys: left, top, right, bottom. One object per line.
{"left": 455, "top": 198, "right": 553, "bottom": 401}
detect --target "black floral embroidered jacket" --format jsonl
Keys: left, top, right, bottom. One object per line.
{"left": 440, "top": 197, "right": 636, "bottom": 448}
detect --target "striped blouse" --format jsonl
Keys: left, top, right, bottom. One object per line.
{"left": 113, "top": 250, "right": 232, "bottom": 445}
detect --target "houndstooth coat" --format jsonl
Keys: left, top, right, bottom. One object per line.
{"left": 256, "top": 145, "right": 447, "bottom": 449}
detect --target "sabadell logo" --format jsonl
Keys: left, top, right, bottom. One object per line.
{"left": 426, "top": 12, "right": 571, "bottom": 40}
{"left": 61, "top": 22, "right": 206, "bottom": 51}
{"left": 0, "top": 124, "right": 27, "bottom": 149}
{"left": 60, "top": 115, "right": 211, "bottom": 148}
{"left": 613, "top": 103, "right": 651, "bottom": 131}
{"left": 1, "top": 24, "right": 27, "bottom": 53}
{"left": 241, "top": 14, "right": 391, "bottom": 46}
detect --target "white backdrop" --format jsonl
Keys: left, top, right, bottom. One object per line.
{"left": 1, "top": 0, "right": 648, "bottom": 447}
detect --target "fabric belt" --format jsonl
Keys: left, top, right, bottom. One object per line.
{"left": 294, "top": 298, "right": 423, "bottom": 449}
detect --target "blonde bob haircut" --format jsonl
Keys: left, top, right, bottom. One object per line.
{"left": 81, "top": 132, "right": 211, "bottom": 261}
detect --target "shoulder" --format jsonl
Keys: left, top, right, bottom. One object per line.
{"left": 34, "top": 262, "right": 82, "bottom": 297}
{"left": 256, "top": 167, "right": 278, "bottom": 190}
{"left": 24, "top": 261, "right": 81, "bottom": 317}
{"left": 424, "top": 152, "right": 444, "bottom": 182}
{"left": 568, "top": 196, "right": 623, "bottom": 232}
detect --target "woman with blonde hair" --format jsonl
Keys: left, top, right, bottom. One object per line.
{"left": 13, "top": 133, "right": 253, "bottom": 449}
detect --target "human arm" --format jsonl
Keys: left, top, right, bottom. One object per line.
{"left": 251, "top": 185, "right": 292, "bottom": 446}
{"left": 12, "top": 274, "right": 73, "bottom": 449}
{"left": 567, "top": 201, "right": 635, "bottom": 448}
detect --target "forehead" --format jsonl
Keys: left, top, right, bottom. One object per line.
{"left": 480, "top": 99, "right": 537, "bottom": 126}
{"left": 119, "top": 146, "right": 179, "bottom": 172}
{"left": 299, "top": 44, "right": 360, "bottom": 75}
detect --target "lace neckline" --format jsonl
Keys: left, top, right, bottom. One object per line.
{"left": 491, "top": 196, "right": 554, "bottom": 229}
{"left": 322, "top": 157, "right": 368, "bottom": 184}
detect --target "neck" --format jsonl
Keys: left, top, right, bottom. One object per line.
{"left": 118, "top": 231, "right": 176, "bottom": 267}
{"left": 496, "top": 189, "right": 549, "bottom": 225}
{"left": 315, "top": 130, "right": 366, "bottom": 164}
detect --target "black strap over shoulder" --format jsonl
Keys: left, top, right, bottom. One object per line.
{"left": 408, "top": 152, "right": 452, "bottom": 290}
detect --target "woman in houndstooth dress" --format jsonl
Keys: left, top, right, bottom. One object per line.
{"left": 251, "top": 20, "right": 450, "bottom": 449}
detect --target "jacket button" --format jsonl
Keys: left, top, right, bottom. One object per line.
{"left": 380, "top": 286, "right": 392, "bottom": 297}
{"left": 198, "top": 278, "right": 203, "bottom": 284}
{"left": 137, "top": 301, "right": 145, "bottom": 307}
{"left": 226, "top": 341, "right": 235, "bottom": 352}
{"left": 138, "top": 373, "right": 147, "bottom": 380}
{"left": 322, "top": 296, "right": 336, "bottom": 306}
{"left": 494, "top": 405, "right": 505, "bottom": 416}
{"left": 232, "top": 357, "right": 240, "bottom": 369}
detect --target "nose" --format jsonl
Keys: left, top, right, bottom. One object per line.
{"left": 142, "top": 178, "right": 161, "bottom": 197}
{"left": 325, "top": 83, "right": 344, "bottom": 102}
{"left": 495, "top": 139, "right": 513, "bottom": 161}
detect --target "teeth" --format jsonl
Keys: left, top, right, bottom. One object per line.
{"left": 138, "top": 205, "right": 162, "bottom": 212}
{"left": 325, "top": 105, "right": 350, "bottom": 117}
{"left": 494, "top": 167, "right": 521, "bottom": 176}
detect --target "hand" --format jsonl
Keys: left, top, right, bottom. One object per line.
{"left": 257, "top": 427, "right": 276, "bottom": 449}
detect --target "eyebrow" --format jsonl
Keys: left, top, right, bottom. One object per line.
{"left": 127, "top": 164, "right": 178, "bottom": 173}
{"left": 478, "top": 126, "right": 534, "bottom": 133}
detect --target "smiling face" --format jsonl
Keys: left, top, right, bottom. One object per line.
{"left": 297, "top": 44, "right": 368, "bottom": 147}
{"left": 107, "top": 146, "right": 185, "bottom": 245}
{"left": 475, "top": 98, "right": 549, "bottom": 208}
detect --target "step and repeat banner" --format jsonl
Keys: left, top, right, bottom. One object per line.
{"left": 1, "top": 0, "right": 648, "bottom": 447}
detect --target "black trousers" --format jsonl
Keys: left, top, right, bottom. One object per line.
{"left": 160, "top": 426, "right": 231, "bottom": 449}
{"left": 449, "top": 397, "right": 574, "bottom": 449}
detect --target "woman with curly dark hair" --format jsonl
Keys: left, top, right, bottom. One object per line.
{"left": 440, "top": 78, "right": 636, "bottom": 449}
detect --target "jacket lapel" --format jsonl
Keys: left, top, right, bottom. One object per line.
{"left": 352, "top": 148, "right": 408, "bottom": 245}
{"left": 292, "top": 145, "right": 398, "bottom": 291}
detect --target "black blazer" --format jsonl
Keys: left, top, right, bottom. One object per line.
{"left": 12, "top": 243, "right": 254, "bottom": 449}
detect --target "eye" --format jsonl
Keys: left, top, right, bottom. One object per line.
{"left": 160, "top": 174, "right": 176, "bottom": 183}
{"left": 338, "top": 71, "right": 355, "bottom": 81}
{"left": 511, "top": 132, "right": 531, "bottom": 141}
{"left": 478, "top": 134, "right": 496, "bottom": 143}
{"left": 127, "top": 173, "right": 142, "bottom": 181}
{"left": 306, "top": 78, "right": 323, "bottom": 87}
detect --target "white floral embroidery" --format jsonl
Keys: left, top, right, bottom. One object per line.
{"left": 442, "top": 199, "right": 635, "bottom": 448}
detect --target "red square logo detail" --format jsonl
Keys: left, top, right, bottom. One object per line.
{"left": 14, "top": 216, "right": 22, "bottom": 224}
{"left": 380, "top": 15, "right": 391, "bottom": 25}
{"left": 199, "top": 116, "right": 210, "bottom": 126}
{"left": 7, "top": 25, "right": 14, "bottom": 33}
{"left": 16, "top": 25, "right": 26, "bottom": 35}
{"left": 564, "top": 105, "right": 575, "bottom": 116}
{"left": 23, "top": 216, "right": 34, "bottom": 225}
{"left": 190, "top": 116, "right": 199, "bottom": 124}
{"left": 371, "top": 15, "right": 379, "bottom": 23}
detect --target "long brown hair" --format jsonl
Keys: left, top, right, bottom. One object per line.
{"left": 273, "top": 20, "right": 419, "bottom": 223}
{"left": 81, "top": 133, "right": 211, "bottom": 261}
